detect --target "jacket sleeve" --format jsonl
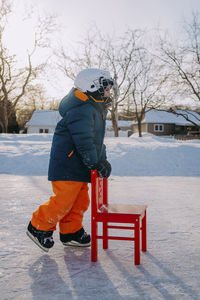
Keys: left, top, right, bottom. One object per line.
{"left": 65, "top": 106, "right": 98, "bottom": 168}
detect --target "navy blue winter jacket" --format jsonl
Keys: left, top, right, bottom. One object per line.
{"left": 48, "top": 88, "right": 107, "bottom": 182}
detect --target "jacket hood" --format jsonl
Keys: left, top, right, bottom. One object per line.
{"left": 59, "top": 88, "right": 105, "bottom": 117}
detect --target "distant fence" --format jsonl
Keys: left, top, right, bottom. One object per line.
{"left": 175, "top": 134, "right": 200, "bottom": 140}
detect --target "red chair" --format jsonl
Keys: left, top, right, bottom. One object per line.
{"left": 91, "top": 170, "right": 147, "bottom": 265}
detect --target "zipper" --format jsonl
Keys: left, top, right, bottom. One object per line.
{"left": 68, "top": 150, "right": 74, "bottom": 157}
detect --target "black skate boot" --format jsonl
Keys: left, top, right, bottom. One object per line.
{"left": 26, "top": 221, "right": 54, "bottom": 252}
{"left": 60, "top": 228, "right": 91, "bottom": 247}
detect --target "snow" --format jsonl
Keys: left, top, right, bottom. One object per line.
{"left": 0, "top": 133, "right": 200, "bottom": 300}
{"left": 142, "top": 109, "right": 200, "bottom": 126}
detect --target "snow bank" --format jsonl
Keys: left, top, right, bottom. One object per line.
{"left": 107, "top": 133, "right": 200, "bottom": 176}
{"left": 0, "top": 133, "right": 199, "bottom": 176}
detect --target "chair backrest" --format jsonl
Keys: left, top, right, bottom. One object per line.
{"left": 91, "top": 170, "right": 108, "bottom": 213}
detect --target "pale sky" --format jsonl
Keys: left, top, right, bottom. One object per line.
{"left": 32, "top": 0, "right": 200, "bottom": 36}
{"left": 4, "top": 0, "right": 200, "bottom": 98}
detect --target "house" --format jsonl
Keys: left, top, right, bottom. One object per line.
{"left": 132, "top": 109, "right": 200, "bottom": 136}
{"left": 26, "top": 110, "right": 61, "bottom": 134}
{"left": 26, "top": 110, "right": 133, "bottom": 136}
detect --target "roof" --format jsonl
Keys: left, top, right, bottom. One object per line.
{"left": 26, "top": 110, "right": 61, "bottom": 127}
{"left": 27, "top": 110, "right": 133, "bottom": 128}
{"left": 142, "top": 109, "right": 200, "bottom": 126}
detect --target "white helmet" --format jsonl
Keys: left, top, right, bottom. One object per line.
{"left": 74, "top": 68, "right": 114, "bottom": 99}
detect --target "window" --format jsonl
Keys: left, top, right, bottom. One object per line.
{"left": 39, "top": 129, "right": 49, "bottom": 133}
{"left": 154, "top": 124, "right": 164, "bottom": 132}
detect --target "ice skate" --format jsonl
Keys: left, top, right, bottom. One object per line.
{"left": 26, "top": 221, "right": 54, "bottom": 252}
{"left": 60, "top": 228, "right": 91, "bottom": 247}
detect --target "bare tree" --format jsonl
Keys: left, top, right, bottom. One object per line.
{"left": 56, "top": 27, "right": 143, "bottom": 136}
{"left": 157, "top": 12, "right": 200, "bottom": 127}
{"left": 167, "top": 108, "right": 200, "bottom": 128}
{"left": 100, "top": 30, "right": 143, "bottom": 136}
{"left": 16, "top": 82, "right": 60, "bottom": 130}
{"left": 0, "top": 0, "right": 55, "bottom": 133}
{"left": 126, "top": 41, "right": 168, "bottom": 137}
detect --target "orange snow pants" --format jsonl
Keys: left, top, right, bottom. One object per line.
{"left": 31, "top": 181, "right": 90, "bottom": 234}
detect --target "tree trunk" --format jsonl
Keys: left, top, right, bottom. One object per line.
{"left": 1, "top": 101, "right": 8, "bottom": 133}
{"left": 0, "top": 120, "right": 8, "bottom": 133}
{"left": 138, "top": 118, "right": 142, "bottom": 137}
{"left": 111, "top": 111, "right": 119, "bottom": 137}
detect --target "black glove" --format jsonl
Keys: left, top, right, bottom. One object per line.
{"left": 92, "top": 160, "right": 112, "bottom": 178}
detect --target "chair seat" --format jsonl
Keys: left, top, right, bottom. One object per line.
{"left": 98, "top": 204, "right": 147, "bottom": 218}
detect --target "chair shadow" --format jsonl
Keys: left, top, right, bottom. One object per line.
{"left": 106, "top": 251, "right": 200, "bottom": 300}
{"left": 29, "top": 254, "right": 70, "bottom": 300}
{"left": 143, "top": 252, "right": 200, "bottom": 300}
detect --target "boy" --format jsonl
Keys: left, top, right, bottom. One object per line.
{"left": 27, "top": 68, "right": 113, "bottom": 252}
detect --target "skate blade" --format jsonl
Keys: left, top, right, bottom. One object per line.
{"left": 26, "top": 230, "right": 49, "bottom": 252}
{"left": 62, "top": 240, "right": 91, "bottom": 247}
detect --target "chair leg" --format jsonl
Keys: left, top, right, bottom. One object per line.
{"left": 142, "top": 210, "right": 147, "bottom": 252}
{"left": 103, "top": 222, "right": 108, "bottom": 249}
{"left": 134, "top": 218, "right": 140, "bottom": 265}
{"left": 91, "top": 218, "right": 98, "bottom": 262}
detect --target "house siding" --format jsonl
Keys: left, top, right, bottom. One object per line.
{"left": 174, "top": 125, "right": 188, "bottom": 135}
{"left": 148, "top": 123, "right": 175, "bottom": 136}
{"left": 27, "top": 126, "right": 55, "bottom": 134}
{"left": 132, "top": 122, "right": 197, "bottom": 136}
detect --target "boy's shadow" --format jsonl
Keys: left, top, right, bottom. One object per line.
{"left": 63, "top": 246, "right": 122, "bottom": 299}
{"left": 29, "top": 248, "right": 122, "bottom": 299}
{"left": 29, "top": 254, "right": 70, "bottom": 300}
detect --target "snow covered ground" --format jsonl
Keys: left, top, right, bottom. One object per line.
{"left": 0, "top": 133, "right": 200, "bottom": 300}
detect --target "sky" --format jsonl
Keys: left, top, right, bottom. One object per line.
{"left": 23, "top": 0, "right": 200, "bottom": 37}
{"left": 35, "top": 0, "right": 200, "bottom": 34}
{"left": 3, "top": 0, "right": 200, "bottom": 99}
